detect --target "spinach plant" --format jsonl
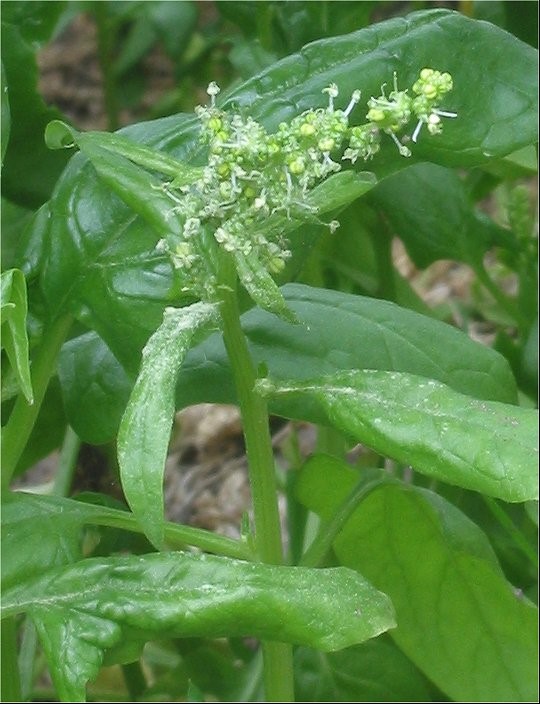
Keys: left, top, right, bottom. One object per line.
{"left": 1, "top": 3, "right": 538, "bottom": 702}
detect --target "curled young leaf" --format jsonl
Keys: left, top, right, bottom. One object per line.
{"left": 117, "top": 302, "right": 219, "bottom": 549}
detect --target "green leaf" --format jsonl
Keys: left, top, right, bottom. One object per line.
{"left": 0, "top": 491, "right": 252, "bottom": 581}
{"left": 369, "top": 163, "right": 516, "bottom": 269}
{"left": 1, "top": 1, "right": 67, "bottom": 44}
{"left": 45, "top": 120, "right": 204, "bottom": 186}
{"left": 12, "top": 377, "right": 66, "bottom": 476}
{"left": 39, "top": 9, "right": 537, "bottom": 339}
{"left": 0, "top": 269, "right": 33, "bottom": 403}
{"left": 40, "top": 113, "right": 202, "bottom": 347}
{"left": 2, "top": 551, "right": 395, "bottom": 701}
{"left": 233, "top": 249, "right": 297, "bottom": 323}
{"left": 1, "top": 61, "right": 9, "bottom": 164}
{"left": 44, "top": 124, "right": 183, "bottom": 241}
{"left": 58, "top": 284, "right": 518, "bottom": 445}
{"left": 294, "top": 637, "right": 437, "bottom": 702}
{"left": 223, "top": 9, "right": 538, "bottom": 167}
{"left": 58, "top": 332, "right": 132, "bottom": 445}
{"left": 1, "top": 22, "right": 70, "bottom": 207}
{"left": 117, "top": 302, "right": 219, "bottom": 549}
{"left": 299, "top": 471, "right": 538, "bottom": 702}
{"left": 259, "top": 369, "right": 538, "bottom": 502}
{"left": 1, "top": 490, "right": 82, "bottom": 592}
{"left": 177, "top": 283, "right": 518, "bottom": 410}
{"left": 297, "top": 199, "right": 438, "bottom": 317}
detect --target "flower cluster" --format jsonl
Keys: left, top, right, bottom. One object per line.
{"left": 157, "top": 69, "right": 455, "bottom": 301}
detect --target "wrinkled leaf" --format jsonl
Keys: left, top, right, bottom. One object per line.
{"left": 2, "top": 551, "right": 395, "bottom": 701}
{"left": 0, "top": 268, "right": 33, "bottom": 403}
{"left": 117, "top": 302, "right": 219, "bottom": 548}
{"left": 58, "top": 283, "right": 518, "bottom": 443}
{"left": 178, "top": 284, "right": 518, "bottom": 413}
{"left": 1, "top": 491, "right": 251, "bottom": 590}
{"left": 298, "top": 470, "right": 538, "bottom": 702}
{"left": 259, "top": 369, "right": 538, "bottom": 502}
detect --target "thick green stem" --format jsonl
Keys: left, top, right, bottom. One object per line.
{"left": 218, "top": 256, "right": 294, "bottom": 701}
{"left": 1, "top": 314, "right": 72, "bottom": 488}
{"left": 1, "top": 618, "right": 22, "bottom": 702}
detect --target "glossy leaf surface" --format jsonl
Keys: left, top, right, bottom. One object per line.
{"left": 2, "top": 551, "right": 395, "bottom": 701}
{"left": 1, "top": 491, "right": 250, "bottom": 587}
{"left": 58, "top": 332, "right": 132, "bottom": 444}
{"left": 58, "top": 283, "right": 518, "bottom": 443}
{"left": 297, "top": 468, "right": 538, "bottom": 702}
{"left": 117, "top": 302, "right": 219, "bottom": 548}
{"left": 222, "top": 9, "right": 537, "bottom": 167}
{"left": 260, "top": 369, "right": 538, "bottom": 502}
{"left": 178, "top": 284, "right": 517, "bottom": 411}
{"left": 39, "top": 10, "right": 537, "bottom": 349}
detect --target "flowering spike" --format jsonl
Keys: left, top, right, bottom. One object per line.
{"left": 160, "top": 68, "right": 453, "bottom": 306}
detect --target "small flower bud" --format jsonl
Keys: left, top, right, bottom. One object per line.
{"left": 300, "top": 122, "right": 316, "bottom": 137}
{"left": 318, "top": 137, "right": 335, "bottom": 152}
{"left": 288, "top": 156, "right": 306, "bottom": 175}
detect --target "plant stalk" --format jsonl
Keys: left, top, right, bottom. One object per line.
{"left": 217, "top": 256, "right": 294, "bottom": 701}
{"left": 1, "top": 618, "right": 22, "bottom": 702}
{"left": 1, "top": 313, "right": 72, "bottom": 488}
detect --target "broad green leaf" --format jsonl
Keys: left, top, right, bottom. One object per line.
{"left": 1, "top": 491, "right": 251, "bottom": 589}
{"left": 1, "top": 22, "right": 70, "bottom": 207}
{"left": 39, "top": 10, "right": 537, "bottom": 346}
{"left": 177, "top": 284, "right": 518, "bottom": 412}
{"left": 58, "top": 283, "right": 518, "bottom": 443}
{"left": 294, "top": 637, "right": 437, "bottom": 702}
{"left": 58, "top": 332, "right": 132, "bottom": 445}
{"left": 0, "top": 269, "right": 33, "bottom": 403}
{"left": 44, "top": 124, "right": 183, "bottom": 241}
{"left": 223, "top": 9, "right": 538, "bottom": 167}
{"left": 299, "top": 472, "right": 538, "bottom": 702}
{"left": 369, "top": 163, "right": 516, "bottom": 269}
{"left": 259, "top": 369, "right": 538, "bottom": 502}
{"left": 117, "top": 302, "right": 219, "bottom": 549}
{"left": 1, "top": 490, "right": 82, "bottom": 593}
{"left": 2, "top": 551, "right": 395, "bottom": 701}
